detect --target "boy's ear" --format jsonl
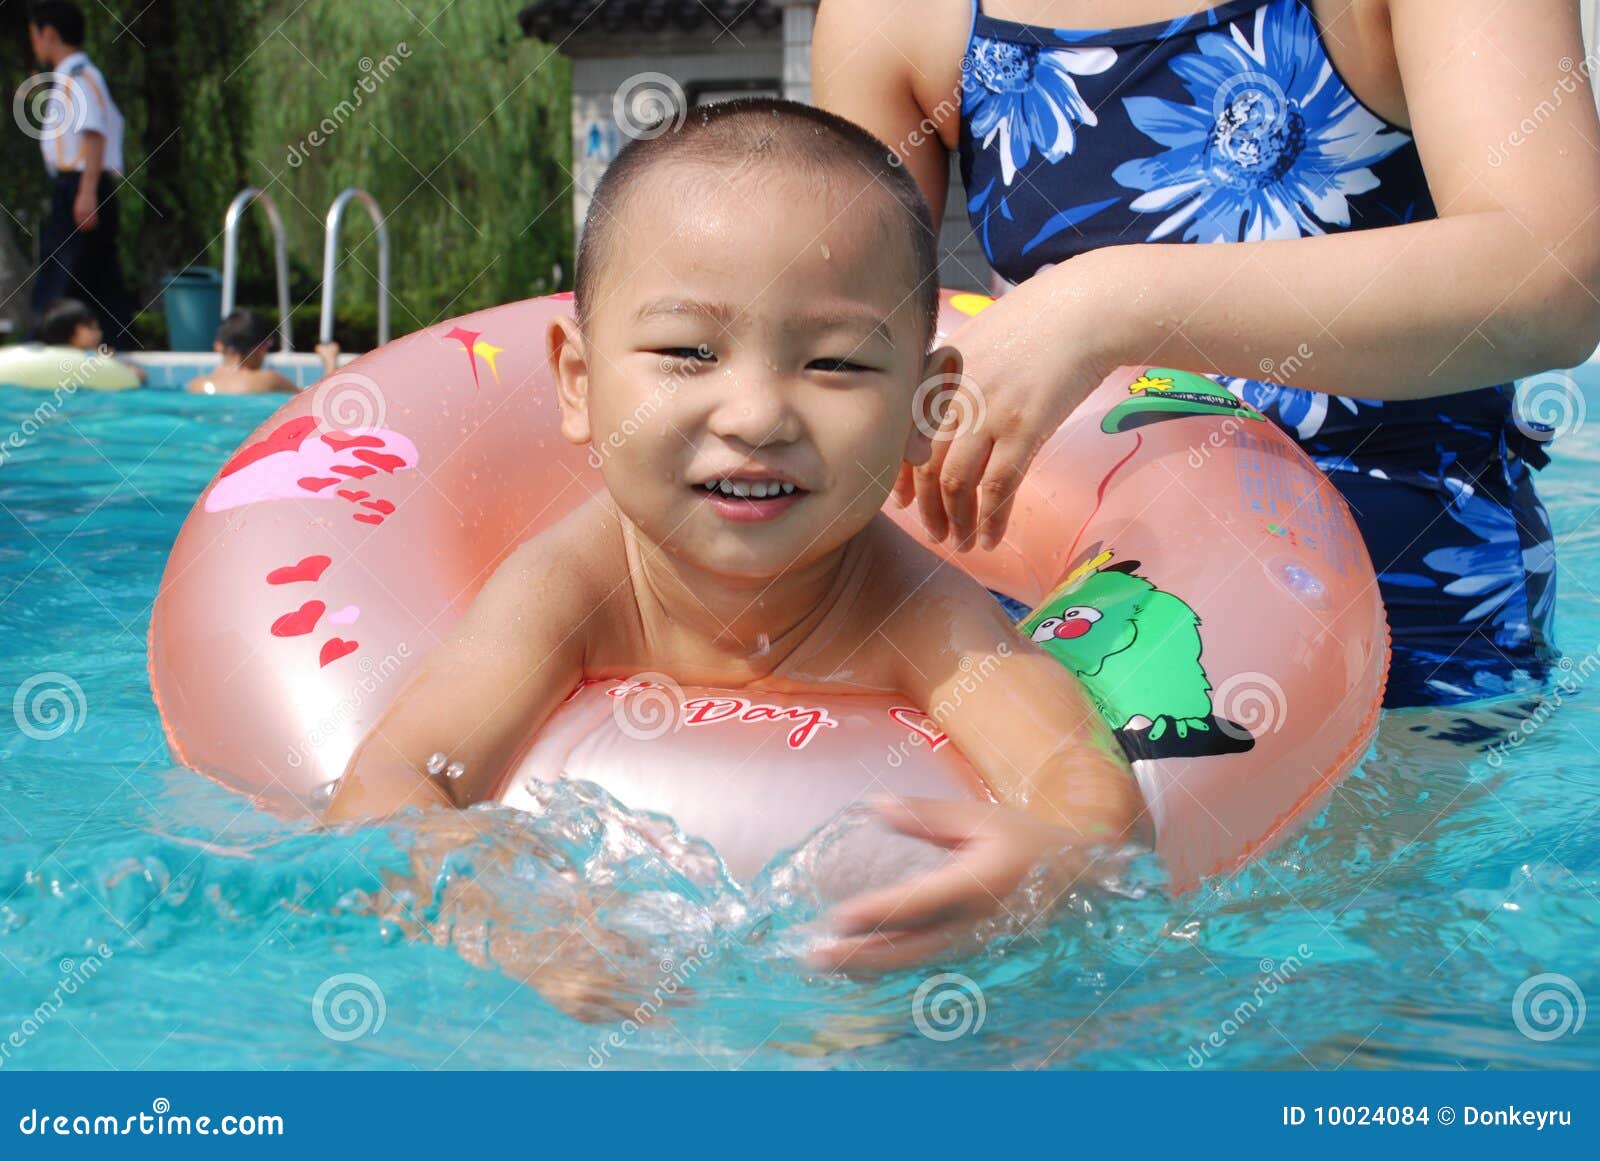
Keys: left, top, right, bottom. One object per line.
{"left": 547, "top": 314, "right": 593, "bottom": 446}
{"left": 905, "top": 344, "right": 963, "bottom": 466}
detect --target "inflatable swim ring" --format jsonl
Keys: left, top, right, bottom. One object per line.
{"left": 0, "top": 343, "right": 140, "bottom": 391}
{"left": 149, "top": 291, "right": 1388, "bottom": 888}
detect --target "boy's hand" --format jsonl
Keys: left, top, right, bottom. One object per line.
{"left": 808, "top": 797, "right": 1104, "bottom": 975}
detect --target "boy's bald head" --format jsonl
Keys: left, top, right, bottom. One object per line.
{"left": 574, "top": 98, "right": 940, "bottom": 348}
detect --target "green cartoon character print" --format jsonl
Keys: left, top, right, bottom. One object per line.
{"left": 1101, "top": 368, "right": 1265, "bottom": 433}
{"left": 1021, "top": 553, "right": 1255, "bottom": 762}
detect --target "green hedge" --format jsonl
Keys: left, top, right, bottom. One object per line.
{"left": 4, "top": 1, "right": 572, "bottom": 349}
{"left": 128, "top": 301, "right": 384, "bottom": 354}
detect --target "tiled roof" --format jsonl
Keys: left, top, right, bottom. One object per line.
{"left": 518, "top": 0, "right": 786, "bottom": 41}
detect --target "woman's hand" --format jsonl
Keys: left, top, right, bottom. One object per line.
{"left": 902, "top": 260, "right": 1119, "bottom": 551}
{"left": 807, "top": 797, "right": 1113, "bottom": 975}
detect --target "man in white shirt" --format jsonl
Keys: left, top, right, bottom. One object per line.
{"left": 27, "top": 1, "right": 131, "bottom": 347}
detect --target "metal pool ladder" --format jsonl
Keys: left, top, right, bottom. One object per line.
{"left": 319, "top": 188, "right": 390, "bottom": 348}
{"left": 221, "top": 188, "right": 294, "bottom": 351}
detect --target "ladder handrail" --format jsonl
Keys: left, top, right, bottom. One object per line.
{"left": 221, "top": 188, "right": 294, "bottom": 352}
{"left": 319, "top": 188, "right": 390, "bottom": 348}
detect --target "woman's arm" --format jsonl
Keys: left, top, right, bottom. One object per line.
{"left": 911, "top": 0, "right": 1600, "bottom": 549}
{"left": 1009, "top": 0, "right": 1600, "bottom": 398}
{"left": 812, "top": 0, "right": 968, "bottom": 228}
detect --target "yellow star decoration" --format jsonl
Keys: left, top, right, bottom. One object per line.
{"left": 472, "top": 340, "right": 505, "bottom": 383}
{"left": 1060, "top": 549, "right": 1116, "bottom": 591}
{"left": 1130, "top": 373, "right": 1175, "bottom": 394}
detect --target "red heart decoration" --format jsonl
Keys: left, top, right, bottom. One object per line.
{"left": 320, "top": 638, "right": 359, "bottom": 666}
{"left": 219, "top": 417, "right": 317, "bottom": 478}
{"left": 265, "top": 554, "right": 332, "bottom": 585}
{"left": 332, "top": 465, "right": 376, "bottom": 479}
{"left": 353, "top": 449, "right": 406, "bottom": 473}
{"left": 321, "top": 432, "right": 386, "bottom": 452}
{"left": 297, "top": 476, "right": 339, "bottom": 492}
{"left": 887, "top": 706, "right": 949, "bottom": 751}
{"left": 360, "top": 499, "right": 396, "bottom": 515}
{"left": 353, "top": 513, "right": 384, "bottom": 525}
{"left": 336, "top": 489, "right": 370, "bottom": 502}
{"left": 271, "top": 600, "right": 325, "bottom": 637}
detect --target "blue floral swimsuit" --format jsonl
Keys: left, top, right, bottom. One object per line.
{"left": 959, "top": 0, "right": 1557, "bottom": 707}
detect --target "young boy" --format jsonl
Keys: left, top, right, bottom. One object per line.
{"left": 185, "top": 309, "right": 339, "bottom": 395}
{"left": 328, "top": 99, "right": 1144, "bottom": 974}
{"left": 37, "top": 296, "right": 144, "bottom": 382}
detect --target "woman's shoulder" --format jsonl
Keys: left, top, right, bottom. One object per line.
{"left": 814, "top": 0, "right": 970, "bottom": 130}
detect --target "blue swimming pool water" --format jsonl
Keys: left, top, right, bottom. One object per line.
{"left": 1, "top": 383, "right": 1597, "bottom": 1071}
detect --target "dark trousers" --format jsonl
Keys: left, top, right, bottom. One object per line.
{"left": 31, "top": 171, "right": 133, "bottom": 348}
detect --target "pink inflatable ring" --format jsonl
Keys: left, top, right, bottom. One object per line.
{"left": 149, "top": 291, "right": 1388, "bottom": 889}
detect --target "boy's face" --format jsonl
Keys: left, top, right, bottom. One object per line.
{"left": 553, "top": 164, "right": 949, "bottom": 581}
{"left": 71, "top": 319, "right": 102, "bottom": 350}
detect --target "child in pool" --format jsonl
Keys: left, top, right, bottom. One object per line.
{"left": 36, "top": 296, "right": 145, "bottom": 383}
{"left": 327, "top": 98, "right": 1142, "bottom": 974}
{"left": 185, "top": 309, "right": 340, "bottom": 395}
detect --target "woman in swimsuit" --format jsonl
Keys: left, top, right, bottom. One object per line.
{"left": 815, "top": 0, "right": 1600, "bottom": 705}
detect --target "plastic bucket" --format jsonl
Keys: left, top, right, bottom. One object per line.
{"left": 161, "top": 268, "right": 223, "bottom": 351}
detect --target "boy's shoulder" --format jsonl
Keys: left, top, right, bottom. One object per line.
{"left": 856, "top": 515, "right": 1018, "bottom": 639}
{"left": 473, "top": 496, "right": 624, "bottom": 624}
{"left": 245, "top": 367, "right": 296, "bottom": 393}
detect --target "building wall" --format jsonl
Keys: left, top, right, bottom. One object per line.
{"left": 570, "top": 44, "right": 786, "bottom": 239}
{"left": 564, "top": 10, "right": 995, "bottom": 293}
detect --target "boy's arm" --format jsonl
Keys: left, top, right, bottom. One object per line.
{"left": 811, "top": 557, "right": 1146, "bottom": 973}
{"left": 890, "top": 568, "right": 1143, "bottom": 839}
{"left": 324, "top": 537, "right": 592, "bottom": 821}
{"left": 314, "top": 341, "right": 341, "bottom": 377}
